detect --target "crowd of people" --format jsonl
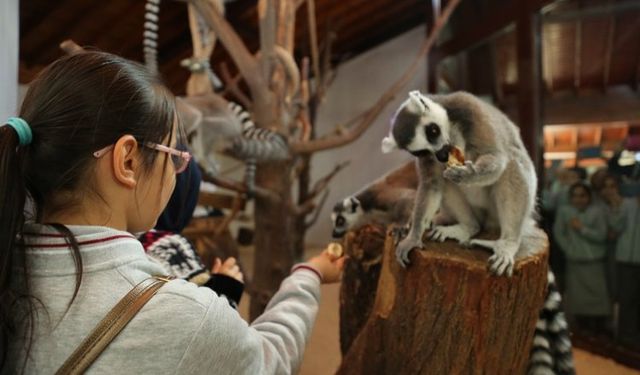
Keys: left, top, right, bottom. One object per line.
{"left": 542, "top": 149, "right": 640, "bottom": 350}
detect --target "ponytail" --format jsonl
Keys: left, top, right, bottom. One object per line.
{"left": 0, "top": 123, "right": 29, "bottom": 368}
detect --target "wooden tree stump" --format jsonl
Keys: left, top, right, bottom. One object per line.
{"left": 339, "top": 224, "right": 387, "bottom": 354}
{"left": 338, "top": 227, "right": 549, "bottom": 375}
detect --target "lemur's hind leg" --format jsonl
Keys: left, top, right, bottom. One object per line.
{"left": 471, "top": 163, "right": 533, "bottom": 276}
{"left": 429, "top": 183, "right": 480, "bottom": 244}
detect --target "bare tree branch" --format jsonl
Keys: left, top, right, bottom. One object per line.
{"left": 317, "top": 30, "right": 338, "bottom": 101}
{"left": 198, "top": 164, "right": 281, "bottom": 203}
{"left": 219, "top": 62, "right": 253, "bottom": 109}
{"left": 60, "top": 39, "right": 85, "bottom": 55}
{"left": 291, "top": 196, "right": 316, "bottom": 217}
{"left": 306, "top": 0, "right": 322, "bottom": 91}
{"left": 305, "top": 188, "right": 329, "bottom": 230}
{"left": 258, "top": 0, "right": 277, "bottom": 83}
{"left": 289, "top": 0, "right": 461, "bottom": 154}
{"left": 188, "top": 0, "right": 271, "bottom": 109}
{"left": 308, "top": 160, "right": 350, "bottom": 199}
{"left": 291, "top": 160, "right": 347, "bottom": 217}
{"left": 296, "top": 57, "right": 312, "bottom": 141}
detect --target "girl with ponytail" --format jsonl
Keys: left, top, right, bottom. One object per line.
{"left": 2, "top": 51, "right": 344, "bottom": 374}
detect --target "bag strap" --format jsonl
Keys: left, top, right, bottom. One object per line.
{"left": 55, "top": 275, "right": 174, "bottom": 375}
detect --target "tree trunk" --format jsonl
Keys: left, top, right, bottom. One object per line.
{"left": 338, "top": 228, "right": 549, "bottom": 375}
{"left": 250, "top": 161, "right": 294, "bottom": 320}
{"left": 339, "top": 224, "right": 386, "bottom": 354}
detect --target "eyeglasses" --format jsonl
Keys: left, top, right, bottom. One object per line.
{"left": 93, "top": 142, "right": 192, "bottom": 174}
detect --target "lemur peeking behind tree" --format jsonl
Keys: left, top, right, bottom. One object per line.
{"left": 331, "top": 161, "right": 420, "bottom": 238}
{"left": 382, "top": 91, "right": 538, "bottom": 276}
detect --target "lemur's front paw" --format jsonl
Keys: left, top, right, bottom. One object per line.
{"left": 396, "top": 237, "right": 423, "bottom": 268}
{"left": 443, "top": 161, "right": 475, "bottom": 184}
{"left": 428, "top": 224, "right": 472, "bottom": 244}
{"left": 488, "top": 240, "right": 518, "bottom": 277}
{"left": 391, "top": 225, "right": 411, "bottom": 245}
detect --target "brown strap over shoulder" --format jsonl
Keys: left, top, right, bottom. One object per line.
{"left": 55, "top": 275, "right": 174, "bottom": 375}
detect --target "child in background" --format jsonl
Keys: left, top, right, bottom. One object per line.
{"left": 139, "top": 156, "right": 245, "bottom": 308}
{"left": 600, "top": 174, "right": 640, "bottom": 348}
{"left": 553, "top": 182, "right": 611, "bottom": 334}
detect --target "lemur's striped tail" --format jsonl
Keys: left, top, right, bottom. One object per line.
{"left": 143, "top": 0, "right": 161, "bottom": 74}
{"left": 527, "top": 271, "right": 575, "bottom": 375}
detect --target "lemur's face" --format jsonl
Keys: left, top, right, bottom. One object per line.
{"left": 381, "top": 91, "right": 452, "bottom": 162}
{"left": 331, "top": 197, "right": 362, "bottom": 238}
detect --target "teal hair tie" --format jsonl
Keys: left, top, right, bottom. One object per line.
{"left": 5, "top": 117, "right": 33, "bottom": 146}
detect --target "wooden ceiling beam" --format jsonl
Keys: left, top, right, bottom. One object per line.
{"left": 490, "top": 40, "right": 504, "bottom": 106}
{"left": 331, "top": 0, "right": 422, "bottom": 57}
{"left": 313, "top": 0, "right": 394, "bottom": 46}
{"left": 635, "top": 50, "right": 640, "bottom": 93}
{"left": 40, "top": 1, "right": 137, "bottom": 64}
{"left": 438, "top": 0, "right": 554, "bottom": 58}
{"left": 516, "top": 0, "right": 543, "bottom": 175}
{"left": 542, "top": 24, "right": 553, "bottom": 93}
{"left": 543, "top": 0, "right": 640, "bottom": 23}
{"left": 338, "top": 8, "right": 424, "bottom": 61}
{"left": 90, "top": 1, "right": 147, "bottom": 56}
{"left": 573, "top": 19, "right": 581, "bottom": 92}
{"left": 21, "top": 1, "right": 101, "bottom": 62}
{"left": 20, "top": 0, "right": 62, "bottom": 37}
{"left": 602, "top": 15, "right": 616, "bottom": 92}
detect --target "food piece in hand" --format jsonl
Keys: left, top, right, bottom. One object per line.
{"left": 447, "top": 146, "right": 465, "bottom": 167}
{"left": 327, "top": 242, "right": 344, "bottom": 258}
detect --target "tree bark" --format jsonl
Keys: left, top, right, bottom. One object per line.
{"left": 339, "top": 224, "right": 386, "bottom": 354}
{"left": 338, "top": 227, "right": 549, "bottom": 375}
{"left": 250, "top": 161, "right": 295, "bottom": 320}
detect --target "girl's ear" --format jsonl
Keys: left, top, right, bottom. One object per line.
{"left": 112, "top": 135, "right": 140, "bottom": 189}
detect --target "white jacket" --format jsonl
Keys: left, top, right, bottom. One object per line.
{"left": 8, "top": 224, "right": 321, "bottom": 374}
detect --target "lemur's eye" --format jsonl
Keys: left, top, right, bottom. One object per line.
{"left": 425, "top": 123, "right": 440, "bottom": 142}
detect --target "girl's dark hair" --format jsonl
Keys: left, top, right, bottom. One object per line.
{"left": 0, "top": 51, "right": 176, "bottom": 369}
{"left": 569, "top": 181, "right": 592, "bottom": 200}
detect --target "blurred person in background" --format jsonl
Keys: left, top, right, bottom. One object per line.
{"left": 600, "top": 174, "right": 640, "bottom": 349}
{"left": 553, "top": 182, "right": 611, "bottom": 335}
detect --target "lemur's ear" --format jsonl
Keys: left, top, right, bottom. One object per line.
{"left": 381, "top": 135, "right": 397, "bottom": 153}
{"left": 350, "top": 197, "right": 360, "bottom": 212}
{"left": 407, "top": 90, "right": 429, "bottom": 114}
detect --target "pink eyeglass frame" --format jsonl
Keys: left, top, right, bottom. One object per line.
{"left": 93, "top": 142, "right": 192, "bottom": 174}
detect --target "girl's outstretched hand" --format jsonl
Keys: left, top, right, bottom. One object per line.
{"left": 307, "top": 245, "right": 347, "bottom": 284}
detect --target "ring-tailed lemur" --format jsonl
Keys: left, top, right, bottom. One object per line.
{"left": 145, "top": 2, "right": 289, "bottom": 196}
{"left": 177, "top": 96, "right": 289, "bottom": 196}
{"left": 330, "top": 166, "right": 572, "bottom": 374}
{"left": 144, "top": 0, "right": 224, "bottom": 89}
{"left": 227, "top": 102, "right": 289, "bottom": 194}
{"left": 143, "top": 0, "right": 161, "bottom": 75}
{"left": 382, "top": 91, "right": 537, "bottom": 276}
{"left": 331, "top": 161, "right": 418, "bottom": 238}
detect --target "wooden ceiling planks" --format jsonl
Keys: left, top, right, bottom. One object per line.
{"left": 608, "top": 11, "right": 640, "bottom": 86}
{"left": 19, "top": 0, "right": 639, "bottom": 99}
{"left": 21, "top": 0, "right": 100, "bottom": 63}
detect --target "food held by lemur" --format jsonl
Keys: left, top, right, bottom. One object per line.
{"left": 381, "top": 90, "right": 538, "bottom": 276}
{"left": 447, "top": 146, "right": 465, "bottom": 167}
{"left": 327, "top": 242, "right": 344, "bottom": 258}
{"left": 331, "top": 161, "right": 418, "bottom": 238}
